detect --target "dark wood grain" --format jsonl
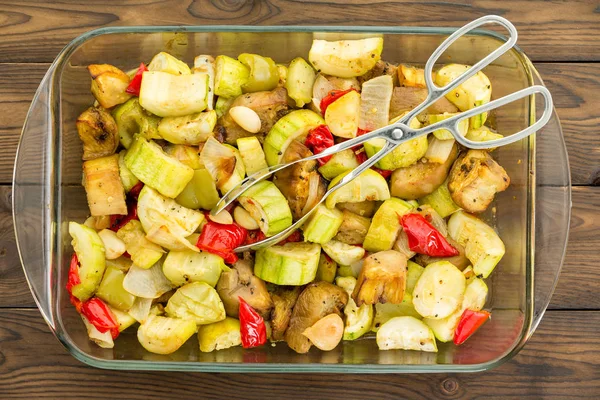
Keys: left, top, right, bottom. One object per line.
{"left": 0, "top": 308, "right": 597, "bottom": 399}
{"left": 0, "top": 62, "right": 598, "bottom": 184}
{"left": 0, "top": 0, "right": 598, "bottom": 63}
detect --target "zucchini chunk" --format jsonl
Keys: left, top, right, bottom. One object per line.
{"left": 376, "top": 316, "right": 437, "bottom": 352}
{"left": 68, "top": 221, "right": 106, "bottom": 301}
{"left": 254, "top": 242, "right": 321, "bottom": 286}
{"left": 83, "top": 154, "right": 127, "bottom": 216}
{"left": 238, "top": 180, "right": 293, "bottom": 237}
{"left": 309, "top": 37, "right": 384, "bottom": 78}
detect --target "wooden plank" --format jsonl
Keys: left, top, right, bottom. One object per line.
{"left": 0, "top": 62, "right": 598, "bottom": 184}
{"left": 0, "top": 308, "right": 597, "bottom": 398}
{"left": 2, "top": 185, "right": 599, "bottom": 309}
{"left": 0, "top": 1, "right": 598, "bottom": 63}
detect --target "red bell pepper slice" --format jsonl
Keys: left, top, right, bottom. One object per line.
{"left": 128, "top": 181, "right": 144, "bottom": 200}
{"left": 109, "top": 201, "right": 138, "bottom": 232}
{"left": 238, "top": 297, "right": 267, "bottom": 348}
{"left": 454, "top": 309, "right": 491, "bottom": 345}
{"left": 125, "top": 63, "right": 148, "bottom": 96}
{"left": 80, "top": 297, "right": 120, "bottom": 340}
{"left": 305, "top": 124, "right": 335, "bottom": 165}
{"left": 319, "top": 88, "right": 357, "bottom": 114}
{"left": 66, "top": 253, "right": 81, "bottom": 294}
{"left": 196, "top": 221, "right": 247, "bottom": 264}
{"left": 400, "top": 213, "right": 459, "bottom": 257}
{"left": 69, "top": 294, "right": 84, "bottom": 313}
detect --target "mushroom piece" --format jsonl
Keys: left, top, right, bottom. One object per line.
{"left": 284, "top": 281, "right": 348, "bottom": 354}
{"left": 389, "top": 87, "right": 458, "bottom": 119}
{"left": 448, "top": 150, "right": 510, "bottom": 213}
{"left": 352, "top": 250, "right": 407, "bottom": 306}
{"left": 269, "top": 286, "right": 303, "bottom": 341}
{"left": 216, "top": 257, "right": 273, "bottom": 319}
{"left": 76, "top": 107, "right": 120, "bottom": 160}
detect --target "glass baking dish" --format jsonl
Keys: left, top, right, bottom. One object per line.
{"left": 12, "top": 25, "right": 570, "bottom": 373}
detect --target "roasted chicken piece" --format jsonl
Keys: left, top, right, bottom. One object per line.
{"left": 352, "top": 250, "right": 407, "bottom": 306}
{"left": 216, "top": 257, "right": 273, "bottom": 319}
{"left": 284, "top": 281, "right": 348, "bottom": 354}
{"left": 270, "top": 286, "right": 303, "bottom": 341}
{"left": 88, "top": 64, "right": 132, "bottom": 109}
{"left": 76, "top": 107, "right": 119, "bottom": 160}
{"left": 273, "top": 140, "right": 326, "bottom": 219}
{"left": 390, "top": 144, "right": 458, "bottom": 200}
{"left": 358, "top": 60, "right": 399, "bottom": 86}
{"left": 219, "top": 87, "right": 290, "bottom": 144}
{"left": 389, "top": 87, "right": 458, "bottom": 119}
{"left": 448, "top": 150, "right": 510, "bottom": 213}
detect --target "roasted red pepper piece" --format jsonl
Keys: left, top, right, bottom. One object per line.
{"left": 66, "top": 253, "right": 81, "bottom": 294}
{"left": 400, "top": 213, "right": 459, "bottom": 257}
{"left": 319, "top": 88, "right": 357, "bottom": 114}
{"left": 128, "top": 181, "right": 144, "bottom": 200}
{"left": 69, "top": 294, "right": 83, "bottom": 313}
{"left": 454, "top": 309, "right": 491, "bottom": 345}
{"left": 305, "top": 124, "right": 335, "bottom": 165}
{"left": 196, "top": 221, "right": 247, "bottom": 264}
{"left": 125, "top": 62, "right": 148, "bottom": 96}
{"left": 109, "top": 201, "right": 138, "bottom": 232}
{"left": 238, "top": 297, "right": 267, "bottom": 348}
{"left": 80, "top": 297, "right": 120, "bottom": 339}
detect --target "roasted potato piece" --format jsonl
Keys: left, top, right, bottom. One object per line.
{"left": 334, "top": 210, "right": 371, "bottom": 245}
{"left": 336, "top": 200, "right": 378, "bottom": 218}
{"left": 83, "top": 154, "right": 127, "bottom": 216}
{"left": 88, "top": 64, "right": 132, "bottom": 109}
{"left": 415, "top": 237, "right": 470, "bottom": 271}
{"left": 358, "top": 60, "right": 398, "bottom": 86}
{"left": 76, "top": 107, "right": 119, "bottom": 160}
{"left": 448, "top": 150, "right": 510, "bottom": 213}
{"left": 273, "top": 139, "right": 326, "bottom": 219}
{"left": 270, "top": 286, "right": 302, "bottom": 341}
{"left": 352, "top": 250, "right": 407, "bottom": 306}
{"left": 219, "top": 87, "right": 290, "bottom": 144}
{"left": 390, "top": 145, "right": 458, "bottom": 200}
{"left": 284, "top": 281, "right": 348, "bottom": 354}
{"left": 390, "top": 87, "right": 458, "bottom": 119}
{"left": 216, "top": 258, "right": 273, "bottom": 319}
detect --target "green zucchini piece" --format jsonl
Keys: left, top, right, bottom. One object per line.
{"left": 193, "top": 55, "right": 215, "bottom": 110}
{"left": 125, "top": 136, "right": 194, "bottom": 198}
{"left": 372, "top": 292, "right": 422, "bottom": 332}
{"left": 158, "top": 110, "right": 217, "bottom": 145}
{"left": 336, "top": 276, "right": 374, "bottom": 340}
{"left": 83, "top": 154, "right": 128, "bottom": 216}
{"left": 424, "top": 137, "right": 455, "bottom": 164}
{"left": 112, "top": 98, "right": 161, "bottom": 149}
{"left": 138, "top": 315, "right": 197, "bottom": 355}
{"left": 363, "top": 198, "right": 413, "bottom": 252}
{"left": 118, "top": 150, "right": 139, "bottom": 192}
{"left": 176, "top": 169, "right": 221, "bottom": 210}
{"left": 237, "top": 136, "right": 268, "bottom": 175}
{"left": 324, "top": 89, "right": 361, "bottom": 138}
{"left": 163, "top": 144, "right": 203, "bottom": 170}
{"left": 318, "top": 149, "right": 359, "bottom": 180}
{"left": 198, "top": 317, "right": 242, "bottom": 352}
{"left": 418, "top": 178, "right": 461, "bottom": 218}
{"left": 447, "top": 211, "right": 505, "bottom": 278}
{"left": 285, "top": 57, "right": 316, "bottom": 107}
{"left": 325, "top": 169, "right": 390, "bottom": 209}
{"left": 96, "top": 265, "right": 136, "bottom": 311}
{"left": 309, "top": 37, "right": 384, "bottom": 78}
{"left": 165, "top": 282, "right": 226, "bottom": 325}
{"left": 162, "top": 249, "right": 226, "bottom": 287}
{"left": 214, "top": 55, "right": 250, "bottom": 98}
{"left": 238, "top": 53, "right": 279, "bottom": 93}
{"left": 215, "top": 96, "right": 235, "bottom": 118}
{"left": 68, "top": 221, "right": 106, "bottom": 301}
{"left": 116, "top": 220, "right": 164, "bottom": 269}
{"left": 321, "top": 239, "right": 365, "bottom": 266}
{"left": 412, "top": 261, "right": 466, "bottom": 319}
{"left": 148, "top": 52, "right": 191, "bottom": 75}
{"left": 254, "top": 242, "right": 321, "bottom": 285}
{"left": 263, "top": 109, "right": 324, "bottom": 166}
{"left": 465, "top": 126, "right": 504, "bottom": 144}
{"left": 109, "top": 306, "right": 137, "bottom": 332}
{"left": 376, "top": 316, "right": 437, "bottom": 352}
{"left": 238, "top": 180, "right": 293, "bottom": 237}
{"left": 406, "top": 260, "right": 425, "bottom": 295}
{"left": 315, "top": 253, "right": 337, "bottom": 283}
{"left": 139, "top": 71, "right": 208, "bottom": 117}
{"left": 302, "top": 204, "right": 344, "bottom": 244}
{"left": 428, "top": 112, "right": 469, "bottom": 140}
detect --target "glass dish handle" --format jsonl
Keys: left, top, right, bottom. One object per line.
{"left": 12, "top": 64, "right": 59, "bottom": 330}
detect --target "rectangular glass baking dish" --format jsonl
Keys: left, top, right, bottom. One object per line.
{"left": 13, "top": 25, "right": 571, "bottom": 373}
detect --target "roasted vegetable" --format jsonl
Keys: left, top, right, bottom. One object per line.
{"left": 412, "top": 261, "right": 466, "bottom": 319}
{"left": 76, "top": 107, "right": 119, "bottom": 160}
{"left": 175, "top": 169, "right": 220, "bottom": 210}
{"left": 162, "top": 249, "right": 226, "bottom": 287}
{"left": 334, "top": 210, "right": 371, "bottom": 245}
{"left": 318, "top": 149, "right": 359, "bottom": 180}
{"left": 322, "top": 240, "right": 365, "bottom": 266}
{"left": 284, "top": 281, "right": 348, "bottom": 354}
{"left": 336, "top": 200, "right": 378, "bottom": 218}
{"left": 269, "top": 286, "right": 302, "bottom": 341}
{"left": 376, "top": 316, "right": 437, "bottom": 352}
{"left": 112, "top": 98, "right": 161, "bottom": 148}
{"left": 363, "top": 198, "right": 413, "bottom": 252}
{"left": 311, "top": 73, "right": 360, "bottom": 113}
{"left": 324, "top": 89, "right": 361, "bottom": 138}
{"left": 325, "top": 169, "right": 390, "bottom": 209}
{"left": 352, "top": 250, "right": 407, "bottom": 306}
{"left": 97, "top": 229, "right": 127, "bottom": 260}
{"left": 165, "top": 281, "right": 226, "bottom": 325}
{"left": 302, "top": 313, "right": 344, "bottom": 351}
{"left": 359, "top": 75, "right": 393, "bottom": 131}
{"left": 137, "top": 315, "right": 197, "bottom": 355}
{"left": 286, "top": 57, "right": 316, "bottom": 107}
{"left": 336, "top": 276, "right": 374, "bottom": 340}
{"left": 198, "top": 317, "right": 242, "bottom": 352}
{"left": 389, "top": 87, "right": 458, "bottom": 119}
{"left": 418, "top": 178, "right": 461, "bottom": 218}
{"left": 416, "top": 237, "right": 470, "bottom": 271}
{"left": 158, "top": 111, "right": 217, "bottom": 145}
{"left": 391, "top": 144, "right": 457, "bottom": 200}
{"left": 371, "top": 292, "right": 421, "bottom": 332}
{"left": 358, "top": 60, "right": 398, "bottom": 86}
{"left": 216, "top": 258, "right": 273, "bottom": 319}
{"left": 148, "top": 52, "right": 191, "bottom": 75}
{"left": 238, "top": 180, "right": 293, "bottom": 237}
{"left": 193, "top": 55, "right": 215, "bottom": 110}
{"left": 83, "top": 154, "right": 127, "bottom": 216}
{"left": 88, "top": 64, "right": 132, "bottom": 109}
{"left": 315, "top": 253, "right": 337, "bottom": 283}
{"left": 117, "top": 150, "right": 140, "bottom": 192}
{"left": 139, "top": 71, "right": 209, "bottom": 117}
{"left": 200, "top": 137, "right": 246, "bottom": 194}
{"left": 96, "top": 264, "right": 136, "bottom": 311}
{"left": 214, "top": 55, "right": 250, "bottom": 98}
{"left": 123, "top": 262, "right": 173, "bottom": 299}
{"left": 448, "top": 150, "right": 510, "bottom": 213}
{"left": 68, "top": 222, "right": 106, "bottom": 301}
{"left": 238, "top": 53, "right": 279, "bottom": 93}
{"left": 398, "top": 65, "right": 427, "bottom": 88}
{"left": 302, "top": 204, "right": 344, "bottom": 244}
{"left": 116, "top": 220, "right": 164, "bottom": 269}
{"left": 237, "top": 136, "right": 268, "bottom": 175}
{"left": 255, "top": 242, "right": 321, "bottom": 286}
{"left": 163, "top": 144, "right": 203, "bottom": 169}
{"left": 219, "top": 87, "right": 290, "bottom": 145}
{"left": 309, "top": 38, "right": 383, "bottom": 78}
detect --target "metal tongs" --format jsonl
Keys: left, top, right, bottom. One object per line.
{"left": 211, "top": 15, "right": 553, "bottom": 252}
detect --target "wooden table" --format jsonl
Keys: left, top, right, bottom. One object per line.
{"left": 1, "top": 1, "right": 599, "bottom": 398}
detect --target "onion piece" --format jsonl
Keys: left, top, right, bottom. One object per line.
{"left": 200, "top": 137, "right": 237, "bottom": 187}
{"left": 301, "top": 173, "right": 322, "bottom": 216}
{"left": 81, "top": 314, "right": 114, "bottom": 349}
{"left": 311, "top": 74, "right": 360, "bottom": 114}
{"left": 394, "top": 228, "right": 417, "bottom": 259}
{"left": 123, "top": 262, "right": 173, "bottom": 299}
{"left": 417, "top": 205, "right": 448, "bottom": 237}
{"left": 128, "top": 297, "right": 153, "bottom": 323}
{"left": 145, "top": 224, "right": 200, "bottom": 252}
{"left": 359, "top": 75, "right": 394, "bottom": 131}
